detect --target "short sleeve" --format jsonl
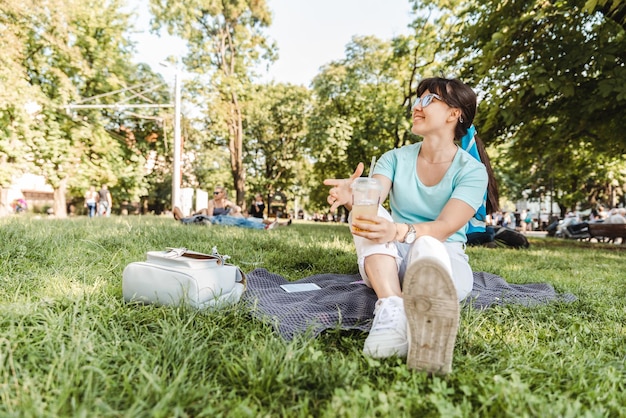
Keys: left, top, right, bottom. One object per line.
{"left": 451, "top": 159, "right": 488, "bottom": 212}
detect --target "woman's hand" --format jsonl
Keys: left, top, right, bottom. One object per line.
{"left": 227, "top": 201, "right": 242, "bottom": 215}
{"left": 323, "top": 163, "right": 364, "bottom": 212}
{"left": 352, "top": 216, "right": 398, "bottom": 243}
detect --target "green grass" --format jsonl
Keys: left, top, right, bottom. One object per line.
{"left": 0, "top": 215, "right": 624, "bottom": 417}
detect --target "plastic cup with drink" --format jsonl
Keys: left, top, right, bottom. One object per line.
{"left": 351, "top": 177, "right": 382, "bottom": 233}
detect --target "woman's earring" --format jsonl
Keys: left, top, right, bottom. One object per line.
{"left": 459, "top": 116, "right": 464, "bottom": 124}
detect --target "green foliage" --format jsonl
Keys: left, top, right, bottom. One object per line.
{"left": 150, "top": 0, "right": 276, "bottom": 206}
{"left": 416, "top": 0, "right": 626, "bottom": 209}
{"left": 0, "top": 0, "right": 171, "bottom": 214}
{"left": 4, "top": 0, "right": 626, "bottom": 220}
{"left": 304, "top": 19, "right": 460, "bottom": 212}
{"left": 0, "top": 216, "right": 624, "bottom": 416}
{"left": 585, "top": 0, "right": 626, "bottom": 29}
{"left": 244, "top": 83, "right": 311, "bottom": 208}
{"left": 308, "top": 36, "right": 419, "bottom": 211}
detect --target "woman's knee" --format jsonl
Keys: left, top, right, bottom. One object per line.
{"left": 359, "top": 253, "right": 400, "bottom": 287}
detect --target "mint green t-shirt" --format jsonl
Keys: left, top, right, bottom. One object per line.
{"left": 374, "top": 142, "right": 488, "bottom": 243}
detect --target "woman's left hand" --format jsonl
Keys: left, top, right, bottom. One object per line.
{"left": 352, "top": 215, "right": 397, "bottom": 243}
{"left": 323, "top": 163, "right": 364, "bottom": 212}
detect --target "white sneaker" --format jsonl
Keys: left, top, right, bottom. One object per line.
{"left": 363, "top": 296, "right": 408, "bottom": 358}
{"left": 265, "top": 221, "right": 278, "bottom": 230}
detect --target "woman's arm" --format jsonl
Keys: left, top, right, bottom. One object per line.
{"left": 225, "top": 200, "right": 242, "bottom": 215}
{"left": 323, "top": 163, "right": 366, "bottom": 211}
{"left": 353, "top": 198, "right": 476, "bottom": 244}
{"left": 206, "top": 199, "right": 215, "bottom": 216}
{"left": 406, "top": 198, "right": 476, "bottom": 242}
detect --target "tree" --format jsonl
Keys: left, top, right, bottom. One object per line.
{"left": 413, "top": 0, "right": 626, "bottom": 210}
{"left": 3, "top": 0, "right": 86, "bottom": 216}
{"left": 61, "top": 1, "right": 176, "bottom": 213}
{"left": 244, "top": 83, "right": 311, "bottom": 211}
{"left": 0, "top": 0, "right": 51, "bottom": 212}
{"left": 150, "top": 0, "right": 275, "bottom": 207}
{"left": 1, "top": 0, "right": 161, "bottom": 216}
{"left": 306, "top": 33, "right": 443, "bottom": 212}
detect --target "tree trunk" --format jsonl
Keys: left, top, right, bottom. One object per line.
{"left": 0, "top": 187, "right": 9, "bottom": 217}
{"left": 53, "top": 177, "right": 68, "bottom": 218}
{"left": 228, "top": 92, "right": 246, "bottom": 208}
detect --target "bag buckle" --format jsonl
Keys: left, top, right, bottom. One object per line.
{"left": 211, "top": 246, "right": 231, "bottom": 263}
{"left": 164, "top": 247, "right": 187, "bottom": 258}
{"left": 163, "top": 246, "right": 232, "bottom": 264}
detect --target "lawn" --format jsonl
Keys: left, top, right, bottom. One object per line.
{"left": 0, "top": 215, "right": 624, "bottom": 417}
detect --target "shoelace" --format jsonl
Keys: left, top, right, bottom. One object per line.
{"left": 371, "top": 300, "right": 403, "bottom": 331}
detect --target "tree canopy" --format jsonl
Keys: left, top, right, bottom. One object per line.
{"left": 412, "top": 0, "right": 626, "bottom": 212}
{"left": 150, "top": 0, "right": 275, "bottom": 207}
{"left": 0, "top": 0, "right": 173, "bottom": 216}
{"left": 2, "top": 0, "right": 625, "bottom": 217}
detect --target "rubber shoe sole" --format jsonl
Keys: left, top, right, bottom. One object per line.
{"left": 403, "top": 257, "right": 459, "bottom": 375}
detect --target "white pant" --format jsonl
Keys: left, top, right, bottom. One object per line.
{"left": 351, "top": 205, "right": 473, "bottom": 301}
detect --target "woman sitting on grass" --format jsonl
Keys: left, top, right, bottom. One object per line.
{"left": 325, "top": 77, "right": 495, "bottom": 374}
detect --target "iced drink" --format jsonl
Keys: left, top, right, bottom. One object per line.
{"left": 351, "top": 203, "right": 378, "bottom": 232}
{"left": 351, "top": 177, "right": 382, "bottom": 233}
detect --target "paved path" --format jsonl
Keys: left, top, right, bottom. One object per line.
{"left": 525, "top": 231, "right": 548, "bottom": 238}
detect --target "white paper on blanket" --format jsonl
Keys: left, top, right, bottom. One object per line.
{"left": 280, "top": 283, "right": 321, "bottom": 293}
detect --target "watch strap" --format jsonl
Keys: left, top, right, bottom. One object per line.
{"left": 404, "top": 223, "right": 416, "bottom": 243}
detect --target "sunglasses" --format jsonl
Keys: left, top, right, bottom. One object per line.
{"left": 213, "top": 191, "right": 221, "bottom": 195}
{"left": 412, "top": 93, "right": 443, "bottom": 110}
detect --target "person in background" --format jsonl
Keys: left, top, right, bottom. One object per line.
{"left": 12, "top": 198, "right": 28, "bottom": 214}
{"left": 324, "top": 77, "right": 493, "bottom": 374}
{"left": 502, "top": 211, "right": 515, "bottom": 229}
{"left": 173, "top": 185, "right": 242, "bottom": 221}
{"left": 250, "top": 193, "right": 266, "bottom": 219}
{"left": 606, "top": 208, "right": 626, "bottom": 224}
{"left": 519, "top": 209, "right": 528, "bottom": 233}
{"left": 556, "top": 211, "right": 584, "bottom": 238}
{"left": 84, "top": 186, "right": 98, "bottom": 218}
{"left": 98, "top": 184, "right": 112, "bottom": 217}
{"left": 491, "top": 211, "right": 503, "bottom": 226}
{"left": 194, "top": 185, "right": 242, "bottom": 217}
{"left": 172, "top": 186, "right": 289, "bottom": 229}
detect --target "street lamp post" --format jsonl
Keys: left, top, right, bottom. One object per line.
{"left": 172, "top": 70, "right": 182, "bottom": 212}
{"left": 67, "top": 63, "right": 182, "bottom": 214}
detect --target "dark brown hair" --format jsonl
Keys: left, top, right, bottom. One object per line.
{"left": 474, "top": 134, "right": 500, "bottom": 214}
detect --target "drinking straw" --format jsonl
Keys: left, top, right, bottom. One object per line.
{"left": 368, "top": 156, "right": 376, "bottom": 178}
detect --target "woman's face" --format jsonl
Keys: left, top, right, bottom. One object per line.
{"left": 213, "top": 189, "right": 225, "bottom": 200}
{"left": 410, "top": 90, "right": 450, "bottom": 136}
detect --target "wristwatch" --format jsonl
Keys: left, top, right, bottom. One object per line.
{"left": 404, "top": 223, "right": 416, "bottom": 244}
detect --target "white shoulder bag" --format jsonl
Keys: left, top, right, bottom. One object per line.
{"left": 122, "top": 247, "right": 245, "bottom": 309}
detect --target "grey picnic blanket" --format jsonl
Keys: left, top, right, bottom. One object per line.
{"left": 242, "top": 268, "right": 577, "bottom": 340}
